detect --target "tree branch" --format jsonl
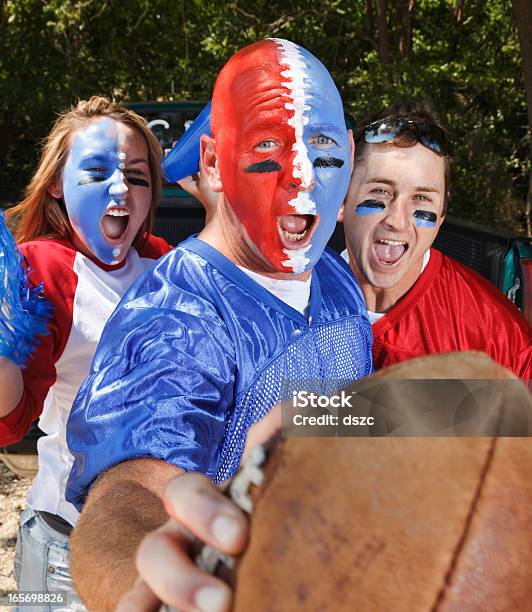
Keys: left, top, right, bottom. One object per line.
{"left": 233, "top": 3, "right": 259, "bottom": 22}
{"left": 398, "top": 0, "right": 415, "bottom": 61}
{"left": 89, "top": 1, "right": 108, "bottom": 22}
{"left": 127, "top": 0, "right": 149, "bottom": 36}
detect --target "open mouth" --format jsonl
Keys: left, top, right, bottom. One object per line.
{"left": 373, "top": 239, "right": 408, "bottom": 265}
{"left": 278, "top": 214, "right": 317, "bottom": 249}
{"left": 101, "top": 207, "right": 130, "bottom": 242}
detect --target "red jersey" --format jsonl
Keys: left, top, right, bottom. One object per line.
{"left": 0, "top": 234, "right": 172, "bottom": 447}
{"left": 0, "top": 234, "right": 172, "bottom": 524}
{"left": 372, "top": 249, "right": 531, "bottom": 381}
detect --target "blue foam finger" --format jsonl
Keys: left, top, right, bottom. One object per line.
{"left": 0, "top": 212, "right": 51, "bottom": 367}
{"left": 162, "top": 101, "right": 212, "bottom": 183}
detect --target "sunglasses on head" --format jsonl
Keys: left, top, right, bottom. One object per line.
{"left": 359, "top": 118, "right": 453, "bottom": 158}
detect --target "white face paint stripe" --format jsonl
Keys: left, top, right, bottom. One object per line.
{"left": 111, "top": 138, "right": 127, "bottom": 206}
{"left": 271, "top": 38, "right": 317, "bottom": 273}
{"left": 272, "top": 38, "right": 314, "bottom": 199}
{"left": 282, "top": 244, "right": 312, "bottom": 274}
{"left": 287, "top": 191, "right": 315, "bottom": 215}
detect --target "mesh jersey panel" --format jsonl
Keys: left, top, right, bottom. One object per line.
{"left": 215, "top": 316, "right": 371, "bottom": 482}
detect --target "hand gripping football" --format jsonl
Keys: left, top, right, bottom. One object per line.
{"left": 216, "top": 352, "right": 532, "bottom": 612}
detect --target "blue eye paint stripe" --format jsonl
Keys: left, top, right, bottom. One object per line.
{"left": 414, "top": 210, "right": 438, "bottom": 227}
{"left": 313, "top": 157, "right": 344, "bottom": 168}
{"left": 355, "top": 199, "right": 386, "bottom": 215}
{"left": 245, "top": 160, "right": 281, "bottom": 173}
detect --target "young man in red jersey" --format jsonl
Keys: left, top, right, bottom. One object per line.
{"left": 340, "top": 102, "right": 531, "bottom": 380}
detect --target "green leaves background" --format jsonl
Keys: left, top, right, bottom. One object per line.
{"left": 0, "top": 0, "right": 529, "bottom": 233}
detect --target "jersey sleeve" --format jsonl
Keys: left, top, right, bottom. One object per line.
{"left": 461, "top": 265, "right": 532, "bottom": 382}
{"left": 65, "top": 267, "right": 236, "bottom": 510}
{"left": 0, "top": 240, "right": 76, "bottom": 445}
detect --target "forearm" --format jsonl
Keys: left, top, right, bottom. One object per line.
{"left": 70, "top": 459, "right": 181, "bottom": 611}
{"left": 0, "top": 357, "right": 23, "bottom": 417}
{"left": 71, "top": 480, "right": 167, "bottom": 610}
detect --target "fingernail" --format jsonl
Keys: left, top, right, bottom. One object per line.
{"left": 211, "top": 514, "right": 241, "bottom": 548}
{"left": 195, "top": 586, "right": 228, "bottom": 612}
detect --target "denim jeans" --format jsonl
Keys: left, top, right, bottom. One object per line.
{"left": 14, "top": 507, "right": 86, "bottom": 612}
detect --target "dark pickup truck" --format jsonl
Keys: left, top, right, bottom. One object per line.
{"left": 2, "top": 101, "right": 531, "bottom": 477}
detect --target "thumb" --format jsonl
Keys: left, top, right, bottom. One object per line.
{"left": 116, "top": 578, "right": 162, "bottom": 612}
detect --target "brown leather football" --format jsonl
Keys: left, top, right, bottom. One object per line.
{"left": 232, "top": 352, "right": 532, "bottom": 612}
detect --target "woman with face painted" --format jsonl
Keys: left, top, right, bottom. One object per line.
{"left": 0, "top": 96, "right": 172, "bottom": 607}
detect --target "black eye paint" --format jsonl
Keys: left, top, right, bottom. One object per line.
{"left": 413, "top": 210, "right": 437, "bottom": 227}
{"left": 355, "top": 199, "right": 386, "bottom": 216}
{"left": 245, "top": 160, "right": 281, "bottom": 173}
{"left": 313, "top": 157, "right": 344, "bottom": 168}
{"left": 128, "top": 177, "right": 150, "bottom": 188}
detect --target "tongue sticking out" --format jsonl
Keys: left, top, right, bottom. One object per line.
{"left": 102, "top": 214, "right": 128, "bottom": 239}
{"left": 279, "top": 214, "right": 312, "bottom": 234}
{"left": 374, "top": 242, "right": 406, "bottom": 264}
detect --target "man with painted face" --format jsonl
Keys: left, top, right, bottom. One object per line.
{"left": 66, "top": 39, "right": 371, "bottom": 610}
{"left": 340, "top": 102, "right": 531, "bottom": 380}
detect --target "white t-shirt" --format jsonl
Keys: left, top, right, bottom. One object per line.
{"left": 237, "top": 266, "right": 312, "bottom": 315}
{"left": 19, "top": 240, "right": 168, "bottom": 526}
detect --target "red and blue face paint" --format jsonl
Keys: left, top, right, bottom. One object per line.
{"left": 211, "top": 38, "right": 352, "bottom": 274}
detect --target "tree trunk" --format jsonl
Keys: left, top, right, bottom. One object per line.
{"left": 376, "top": 0, "right": 390, "bottom": 65}
{"left": 448, "top": 0, "right": 464, "bottom": 61}
{"left": 455, "top": 0, "right": 464, "bottom": 22}
{"left": 512, "top": 0, "right": 532, "bottom": 236}
{"left": 366, "top": 0, "right": 375, "bottom": 33}
{"left": 398, "top": 0, "right": 415, "bottom": 61}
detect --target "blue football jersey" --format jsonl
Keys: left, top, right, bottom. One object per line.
{"left": 66, "top": 236, "right": 372, "bottom": 510}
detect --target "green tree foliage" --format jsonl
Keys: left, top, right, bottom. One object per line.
{"left": 0, "top": 0, "right": 529, "bottom": 233}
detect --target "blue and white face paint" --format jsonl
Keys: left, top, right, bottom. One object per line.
{"left": 274, "top": 39, "right": 353, "bottom": 273}
{"left": 61, "top": 118, "right": 151, "bottom": 264}
{"left": 355, "top": 199, "right": 386, "bottom": 216}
